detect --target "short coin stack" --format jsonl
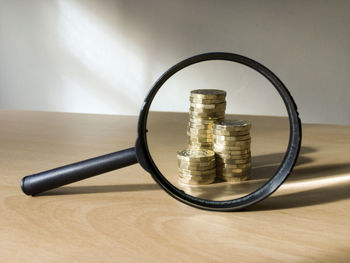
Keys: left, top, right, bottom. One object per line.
{"left": 177, "top": 149, "right": 216, "bottom": 185}
{"left": 213, "top": 120, "right": 252, "bottom": 182}
{"left": 187, "top": 89, "right": 226, "bottom": 150}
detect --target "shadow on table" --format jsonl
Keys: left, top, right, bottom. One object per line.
{"left": 38, "top": 146, "right": 350, "bottom": 211}
{"left": 192, "top": 146, "right": 316, "bottom": 200}
{"left": 39, "top": 146, "right": 316, "bottom": 198}
{"left": 246, "top": 161, "right": 350, "bottom": 211}
{"left": 38, "top": 183, "right": 160, "bottom": 196}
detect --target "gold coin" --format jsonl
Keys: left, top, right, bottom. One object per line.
{"left": 187, "top": 135, "right": 212, "bottom": 140}
{"left": 179, "top": 168, "right": 217, "bottom": 176}
{"left": 213, "top": 139, "right": 251, "bottom": 146}
{"left": 177, "top": 149, "right": 215, "bottom": 161}
{"left": 190, "top": 102, "right": 226, "bottom": 109}
{"left": 190, "top": 89, "right": 226, "bottom": 99}
{"left": 189, "top": 109, "right": 226, "bottom": 115}
{"left": 214, "top": 149, "right": 250, "bottom": 155}
{"left": 188, "top": 136, "right": 213, "bottom": 142}
{"left": 218, "top": 175, "right": 249, "bottom": 182}
{"left": 188, "top": 124, "right": 214, "bottom": 130}
{"left": 187, "top": 133, "right": 212, "bottom": 139}
{"left": 188, "top": 141, "right": 213, "bottom": 147}
{"left": 213, "top": 144, "right": 250, "bottom": 151}
{"left": 178, "top": 177, "right": 215, "bottom": 185}
{"left": 214, "top": 119, "right": 251, "bottom": 131}
{"left": 212, "top": 130, "right": 250, "bottom": 136}
{"left": 216, "top": 161, "right": 252, "bottom": 169}
{"left": 189, "top": 106, "right": 225, "bottom": 111}
{"left": 179, "top": 170, "right": 216, "bottom": 178}
{"left": 187, "top": 127, "right": 212, "bottom": 134}
{"left": 189, "top": 118, "right": 219, "bottom": 124}
{"left": 190, "top": 97, "right": 226, "bottom": 104}
{"left": 217, "top": 162, "right": 251, "bottom": 169}
{"left": 190, "top": 109, "right": 225, "bottom": 115}
{"left": 190, "top": 100, "right": 226, "bottom": 106}
{"left": 218, "top": 173, "right": 251, "bottom": 179}
{"left": 188, "top": 142, "right": 213, "bottom": 148}
{"left": 177, "top": 157, "right": 216, "bottom": 165}
{"left": 218, "top": 169, "right": 251, "bottom": 175}
{"left": 178, "top": 171, "right": 216, "bottom": 178}
{"left": 213, "top": 134, "right": 251, "bottom": 141}
{"left": 216, "top": 157, "right": 251, "bottom": 164}
{"left": 216, "top": 153, "right": 251, "bottom": 159}
{"left": 190, "top": 114, "right": 225, "bottom": 119}
{"left": 188, "top": 133, "right": 213, "bottom": 138}
{"left": 178, "top": 176, "right": 216, "bottom": 185}
{"left": 187, "top": 133, "right": 212, "bottom": 138}
{"left": 216, "top": 166, "right": 251, "bottom": 173}
{"left": 178, "top": 163, "right": 216, "bottom": 170}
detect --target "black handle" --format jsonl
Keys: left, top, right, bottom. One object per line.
{"left": 21, "top": 147, "right": 138, "bottom": 195}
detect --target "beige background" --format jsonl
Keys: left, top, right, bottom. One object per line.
{"left": 0, "top": 0, "right": 349, "bottom": 124}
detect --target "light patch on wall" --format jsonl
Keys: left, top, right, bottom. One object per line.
{"left": 57, "top": 0, "right": 145, "bottom": 115}
{"left": 150, "top": 60, "right": 287, "bottom": 117}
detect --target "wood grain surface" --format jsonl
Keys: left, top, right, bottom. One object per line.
{"left": 0, "top": 110, "right": 349, "bottom": 262}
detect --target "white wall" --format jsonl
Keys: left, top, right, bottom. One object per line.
{"left": 0, "top": 0, "right": 349, "bottom": 124}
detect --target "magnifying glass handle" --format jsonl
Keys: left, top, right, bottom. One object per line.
{"left": 21, "top": 147, "right": 138, "bottom": 196}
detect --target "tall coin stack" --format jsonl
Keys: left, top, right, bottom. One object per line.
{"left": 213, "top": 120, "right": 252, "bottom": 182}
{"left": 187, "top": 89, "right": 227, "bottom": 150}
{"left": 177, "top": 149, "right": 216, "bottom": 185}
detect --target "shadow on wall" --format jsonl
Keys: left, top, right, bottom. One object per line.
{"left": 2, "top": 0, "right": 349, "bottom": 123}
{"left": 0, "top": 0, "right": 147, "bottom": 114}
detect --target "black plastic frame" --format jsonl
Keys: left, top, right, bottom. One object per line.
{"left": 136, "top": 52, "right": 302, "bottom": 211}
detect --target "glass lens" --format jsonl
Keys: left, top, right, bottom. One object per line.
{"left": 146, "top": 60, "right": 289, "bottom": 201}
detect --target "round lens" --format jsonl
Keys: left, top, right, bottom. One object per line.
{"left": 138, "top": 53, "right": 301, "bottom": 211}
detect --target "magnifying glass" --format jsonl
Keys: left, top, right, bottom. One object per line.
{"left": 21, "top": 52, "right": 302, "bottom": 211}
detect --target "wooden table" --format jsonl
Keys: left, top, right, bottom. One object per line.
{"left": 1, "top": 110, "right": 349, "bottom": 262}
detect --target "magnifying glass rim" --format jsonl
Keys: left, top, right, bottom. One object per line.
{"left": 137, "top": 52, "right": 302, "bottom": 211}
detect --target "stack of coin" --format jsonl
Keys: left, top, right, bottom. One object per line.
{"left": 187, "top": 89, "right": 226, "bottom": 149}
{"left": 177, "top": 149, "right": 216, "bottom": 185}
{"left": 213, "top": 120, "right": 252, "bottom": 182}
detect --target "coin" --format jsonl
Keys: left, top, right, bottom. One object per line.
{"left": 218, "top": 175, "right": 249, "bottom": 182}
{"left": 213, "top": 149, "right": 250, "bottom": 155}
{"left": 216, "top": 153, "right": 251, "bottom": 159}
{"left": 189, "top": 142, "right": 213, "bottom": 147}
{"left": 178, "top": 163, "right": 216, "bottom": 171}
{"left": 189, "top": 125, "right": 214, "bottom": 131}
{"left": 189, "top": 97, "right": 226, "bottom": 103}
{"left": 190, "top": 102, "right": 226, "bottom": 109}
{"left": 189, "top": 108, "right": 226, "bottom": 115}
{"left": 177, "top": 149, "right": 215, "bottom": 161}
{"left": 216, "top": 166, "right": 251, "bottom": 173}
{"left": 177, "top": 156, "right": 216, "bottom": 165}
{"left": 213, "top": 140, "right": 251, "bottom": 146}
{"left": 212, "top": 130, "right": 250, "bottom": 136}
{"left": 179, "top": 168, "right": 217, "bottom": 176}
{"left": 188, "top": 137, "right": 213, "bottom": 143}
{"left": 217, "top": 165, "right": 251, "bottom": 171}
{"left": 179, "top": 177, "right": 215, "bottom": 185}
{"left": 213, "top": 144, "right": 250, "bottom": 151}
{"left": 216, "top": 157, "right": 251, "bottom": 164}
{"left": 219, "top": 173, "right": 250, "bottom": 179}
{"left": 188, "top": 118, "right": 219, "bottom": 124}
{"left": 187, "top": 127, "right": 213, "bottom": 134}
{"left": 190, "top": 89, "right": 227, "bottom": 99}
{"left": 213, "top": 134, "right": 251, "bottom": 141}
{"left": 189, "top": 111, "right": 225, "bottom": 117}
{"left": 214, "top": 119, "right": 251, "bottom": 131}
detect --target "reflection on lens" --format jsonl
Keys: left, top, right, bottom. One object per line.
{"left": 146, "top": 60, "right": 289, "bottom": 202}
